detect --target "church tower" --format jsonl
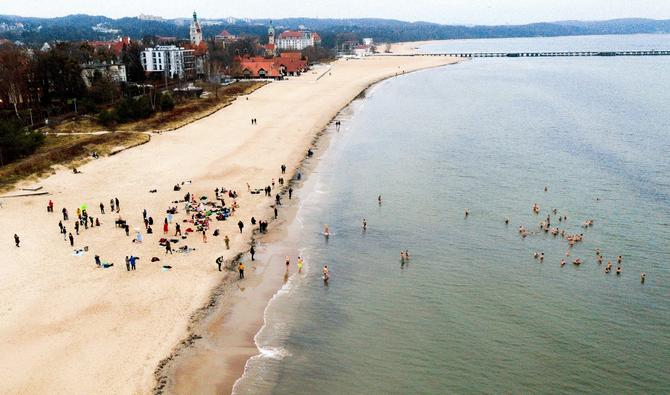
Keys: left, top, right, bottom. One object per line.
{"left": 268, "top": 20, "right": 275, "bottom": 45}
{"left": 190, "top": 11, "right": 203, "bottom": 46}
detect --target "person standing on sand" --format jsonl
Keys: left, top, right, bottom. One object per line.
{"left": 68, "top": 233, "right": 74, "bottom": 247}
{"left": 163, "top": 218, "right": 168, "bottom": 234}
{"left": 250, "top": 245, "right": 255, "bottom": 261}
{"left": 274, "top": 207, "right": 278, "bottom": 219}
{"left": 115, "top": 197, "right": 120, "bottom": 212}
{"left": 224, "top": 235, "right": 230, "bottom": 249}
{"left": 125, "top": 256, "right": 130, "bottom": 271}
{"left": 281, "top": 164, "right": 286, "bottom": 174}
{"left": 238, "top": 220, "right": 244, "bottom": 233}
{"left": 75, "top": 221, "right": 79, "bottom": 235}
{"left": 165, "top": 240, "right": 173, "bottom": 255}
{"left": 275, "top": 194, "right": 281, "bottom": 205}
{"left": 129, "top": 255, "right": 138, "bottom": 270}
{"left": 202, "top": 229, "right": 207, "bottom": 243}
{"left": 288, "top": 187, "right": 293, "bottom": 199}
{"left": 239, "top": 262, "right": 245, "bottom": 279}
{"left": 14, "top": 234, "right": 20, "bottom": 247}
{"left": 175, "top": 223, "right": 181, "bottom": 236}
{"left": 62, "top": 208, "right": 69, "bottom": 221}
{"left": 100, "top": 202, "right": 105, "bottom": 214}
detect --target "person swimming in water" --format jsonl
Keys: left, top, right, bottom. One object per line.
{"left": 363, "top": 218, "right": 367, "bottom": 230}
{"left": 323, "top": 224, "right": 330, "bottom": 237}
{"left": 322, "top": 265, "right": 329, "bottom": 283}
{"left": 378, "top": 195, "right": 382, "bottom": 205}
{"left": 298, "top": 257, "right": 303, "bottom": 273}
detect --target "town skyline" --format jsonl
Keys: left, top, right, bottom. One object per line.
{"left": 2, "top": 0, "right": 670, "bottom": 25}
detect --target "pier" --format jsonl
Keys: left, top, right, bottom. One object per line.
{"left": 402, "top": 50, "right": 670, "bottom": 58}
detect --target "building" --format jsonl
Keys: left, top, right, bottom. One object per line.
{"left": 214, "top": 30, "right": 237, "bottom": 47}
{"left": 189, "top": 11, "right": 203, "bottom": 46}
{"left": 276, "top": 30, "right": 321, "bottom": 51}
{"left": 353, "top": 44, "right": 373, "bottom": 57}
{"left": 138, "top": 14, "right": 163, "bottom": 21}
{"left": 362, "top": 38, "right": 374, "bottom": 46}
{"left": 80, "top": 61, "right": 127, "bottom": 87}
{"left": 141, "top": 45, "right": 195, "bottom": 79}
{"left": 276, "top": 52, "right": 309, "bottom": 76}
{"left": 88, "top": 36, "right": 131, "bottom": 57}
{"left": 156, "top": 36, "right": 177, "bottom": 44}
{"left": 234, "top": 52, "right": 308, "bottom": 79}
{"left": 268, "top": 21, "right": 275, "bottom": 45}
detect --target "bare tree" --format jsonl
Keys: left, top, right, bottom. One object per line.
{"left": 0, "top": 44, "right": 30, "bottom": 119}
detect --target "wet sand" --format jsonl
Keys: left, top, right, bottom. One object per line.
{"left": 0, "top": 53, "right": 458, "bottom": 394}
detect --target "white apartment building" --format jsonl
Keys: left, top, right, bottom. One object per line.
{"left": 141, "top": 45, "right": 195, "bottom": 79}
{"left": 276, "top": 30, "right": 322, "bottom": 51}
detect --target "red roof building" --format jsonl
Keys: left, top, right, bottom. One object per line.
{"left": 235, "top": 53, "right": 309, "bottom": 79}
{"left": 88, "top": 36, "right": 130, "bottom": 57}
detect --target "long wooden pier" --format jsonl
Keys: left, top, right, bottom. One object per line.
{"left": 403, "top": 50, "right": 670, "bottom": 58}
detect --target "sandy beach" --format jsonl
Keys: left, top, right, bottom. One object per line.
{"left": 0, "top": 51, "right": 457, "bottom": 394}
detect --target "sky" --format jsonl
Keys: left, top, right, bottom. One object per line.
{"left": 1, "top": 0, "right": 669, "bottom": 25}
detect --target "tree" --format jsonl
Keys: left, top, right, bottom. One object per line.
{"left": 89, "top": 70, "right": 119, "bottom": 105}
{"left": 0, "top": 119, "right": 44, "bottom": 166}
{"left": 122, "top": 41, "right": 146, "bottom": 82}
{"left": 159, "top": 93, "right": 175, "bottom": 111}
{"left": 33, "top": 43, "right": 87, "bottom": 109}
{"left": 301, "top": 46, "right": 333, "bottom": 63}
{"left": 0, "top": 43, "right": 30, "bottom": 119}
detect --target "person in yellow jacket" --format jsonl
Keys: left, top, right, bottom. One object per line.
{"left": 238, "top": 262, "right": 245, "bottom": 279}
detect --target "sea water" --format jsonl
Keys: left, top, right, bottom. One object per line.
{"left": 233, "top": 35, "right": 670, "bottom": 394}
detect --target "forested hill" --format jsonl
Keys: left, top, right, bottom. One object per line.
{"left": 1, "top": 14, "right": 670, "bottom": 46}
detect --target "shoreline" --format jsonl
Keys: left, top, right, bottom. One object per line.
{"left": 161, "top": 62, "right": 460, "bottom": 394}
{"left": 0, "top": 50, "right": 458, "bottom": 394}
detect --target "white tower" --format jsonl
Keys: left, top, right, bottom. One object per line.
{"left": 190, "top": 11, "right": 203, "bottom": 46}
{"left": 268, "top": 20, "right": 275, "bottom": 45}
